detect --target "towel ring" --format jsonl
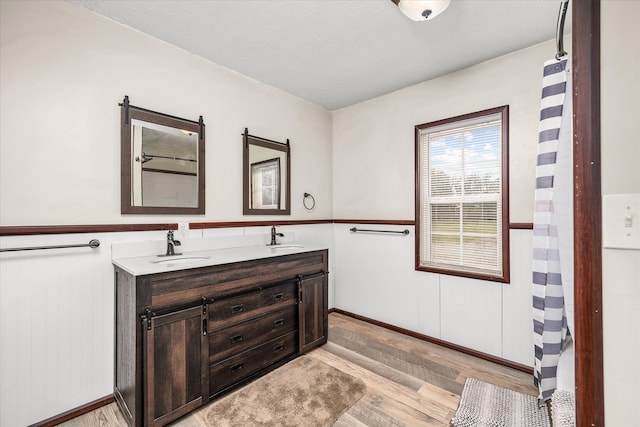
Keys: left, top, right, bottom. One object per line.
{"left": 303, "top": 192, "right": 316, "bottom": 210}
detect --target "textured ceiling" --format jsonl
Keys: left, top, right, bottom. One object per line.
{"left": 70, "top": 0, "right": 570, "bottom": 110}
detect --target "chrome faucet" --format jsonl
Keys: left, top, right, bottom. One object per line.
{"left": 269, "top": 225, "right": 284, "bottom": 246}
{"left": 166, "top": 230, "right": 181, "bottom": 256}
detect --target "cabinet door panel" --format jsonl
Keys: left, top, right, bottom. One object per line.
{"left": 144, "top": 306, "right": 208, "bottom": 427}
{"left": 298, "top": 273, "right": 328, "bottom": 353}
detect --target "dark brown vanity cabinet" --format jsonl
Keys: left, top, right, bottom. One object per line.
{"left": 114, "top": 249, "right": 328, "bottom": 427}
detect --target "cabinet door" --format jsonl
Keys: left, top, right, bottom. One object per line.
{"left": 143, "top": 305, "right": 208, "bottom": 427}
{"left": 298, "top": 272, "right": 328, "bottom": 353}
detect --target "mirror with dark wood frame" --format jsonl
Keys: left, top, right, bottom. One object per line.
{"left": 243, "top": 128, "right": 291, "bottom": 215}
{"left": 120, "top": 96, "right": 205, "bottom": 214}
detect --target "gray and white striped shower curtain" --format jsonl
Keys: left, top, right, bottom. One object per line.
{"left": 532, "top": 58, "right": 572, "bottom": 405}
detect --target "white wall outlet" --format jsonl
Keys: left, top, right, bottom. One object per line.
{"left": 178, "top": 222, "right": 189, "bottom": 239}
{"left": 603, "top": 193, "right": 640, "bottom": 250}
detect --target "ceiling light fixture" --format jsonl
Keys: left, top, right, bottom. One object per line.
{"left": 392, "top": 0, "right": 451, "bottom": 21}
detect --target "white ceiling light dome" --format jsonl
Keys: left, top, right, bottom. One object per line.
{"left": 395, "top": 0, "right": 451, "bottom": 21}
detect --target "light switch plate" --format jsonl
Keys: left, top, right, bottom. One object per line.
{"left": 603, "top": 193, "right": 640, "bottom": 250}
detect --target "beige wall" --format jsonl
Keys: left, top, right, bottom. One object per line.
{"left": 601, "top": 1, "right": 640, "bottom": 426}
{"left": 0, "top": 0, "right": 333, "bottom": 225}
{"left": 332, "top": 39, "right": 559, "bottom": 222}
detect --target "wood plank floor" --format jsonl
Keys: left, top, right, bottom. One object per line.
{"left": 59, "top": 312, "right": 536, "bottom": 427}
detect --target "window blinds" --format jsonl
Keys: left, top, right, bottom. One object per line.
{"left": 419, "top": 113, "right": 503, "bottom": 275}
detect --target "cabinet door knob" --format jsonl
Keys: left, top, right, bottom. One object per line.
{"left": 231, "top": 304, "right": 244, "bottom": 314}
{"left": 273, "top": 293, "right": 284, "bottom": 303}
{"left": 274, "top": 318, "right": 284, "bottom": 328}
{"left": 230, "top": 334, "right": 243, "bottom": 344}
{"left": 273, "top": 344, "right": 284, "bottom": 353}
{"left": 230, "top": 363, "right": 244, "bottom": 373}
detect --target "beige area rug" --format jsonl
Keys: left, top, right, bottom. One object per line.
{"left": 451, "top": 378, "right": 551, "bottom": 427}
{"left": 194, "top": 355, "right": 366, "bottom": 427}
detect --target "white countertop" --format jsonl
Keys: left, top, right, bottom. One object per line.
{"left": 112, "top": 243, "right": 327, "bottom": 276}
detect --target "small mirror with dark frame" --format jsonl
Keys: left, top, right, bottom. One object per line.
{"left": 243, "top": 129, "right": 291, "bottom": 215}
{"left": 120, "top": 96, "right": 205, "bottom": 214}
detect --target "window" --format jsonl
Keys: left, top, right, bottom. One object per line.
{"left": 251, "top": 158, "right": 281, "bottom": 210}
{"left": 415, "top": 106, "right": 509, "bottom": 282}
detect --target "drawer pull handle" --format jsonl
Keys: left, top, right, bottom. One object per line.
{"left": 273, "top": 293, "right": 284, "bottom": 303}
{"left": 273, "top": 344, "right": 284, "bottom": 353}
{"left": 230, "top": 363, "right": 244, "bottom": 373}
{"left": 230, "top": 334, "right": 243, "bottom": 344}
{"left": 274, "top": 318, "right": 284, "bottom": 328}
{"left": 231, "top": 304, "right": 244, "bottom": 314}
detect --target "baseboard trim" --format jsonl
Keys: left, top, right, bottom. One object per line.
{"left": 29, "top": 395, "right": 115, "bottom": 427}
{"left": 331, "top": 308, "right": 533, "bottom": 374}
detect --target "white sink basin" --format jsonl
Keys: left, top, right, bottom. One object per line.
{"left": 269, "top": 244, "right": 305, "bottom": 250}
{"left": 151, "top": 256, "right": 210, "bottom": 264}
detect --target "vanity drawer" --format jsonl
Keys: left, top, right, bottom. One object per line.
{"left": 209, "top": 330, "right": 297, "bottom": 396}
{"left": 208, "top": 306, "right": 297, "bottom": 364}
{"left": 208, "top": 281, "right": 297, "bottom": 330}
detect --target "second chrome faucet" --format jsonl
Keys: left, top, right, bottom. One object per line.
{"left": 165, "top": 230, "right": 182, "bottom": 256}
{"left": 269, "top": 225, "right": 284, "bottom": 246}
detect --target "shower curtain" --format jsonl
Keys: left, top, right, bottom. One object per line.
{"left": 532, "top": 57, "right": 573, "bottom": 405}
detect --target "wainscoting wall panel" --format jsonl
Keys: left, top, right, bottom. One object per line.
{"left": 332, "top": 224, "right": 535, "bottom": 367}
{"left": 439, "top": 274, "right": 503, "bottom": 358}
{"left": 0, "top": 230, "right": 166, "bottom": 427}
{"left": 332, "top": 223, "right": 423, "bottom": 332}
{"left": 502, "top": 230, "right": 536, "bottom": 366}
{"left": 416, "top": 271, "right": 441, "bottom": 339}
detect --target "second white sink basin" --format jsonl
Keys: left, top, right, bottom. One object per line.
{"left": 151, "top": 256, "right": 210, "bottom": 264}
{"left": 269, "top": 244, "right": 305, "bottom": 250}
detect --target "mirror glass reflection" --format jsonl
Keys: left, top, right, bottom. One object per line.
{"left": 243, "top": 134, "right": 291, "bottom": 215}
{"left": 121, "top": 98, "right": 205, "bottom": 214}
{"left": 131, "top": 119, "right": 199, "bottom": 208}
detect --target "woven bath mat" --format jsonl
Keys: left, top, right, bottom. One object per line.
{"left": 551, "top": 389, "right": 575, "bottom": 427}
{"left": 450, "top": 378, "right": 551, "bottom": 427}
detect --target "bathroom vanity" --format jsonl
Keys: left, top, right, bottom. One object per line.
{"left": 112, "top": 246, "right": 328, "bottom": 427}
